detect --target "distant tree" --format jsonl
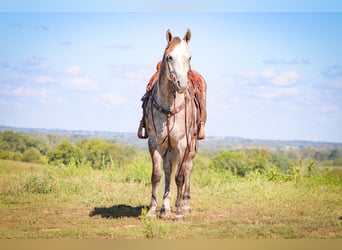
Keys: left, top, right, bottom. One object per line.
{"left": 210, "top": 150, "right": 247, "bottom": 176}
{"left": 80, "top": 139, "right": 136, "bottom": 170}
{"left": 22, "top": 147, "right": 45, "bottom": 164}
{"left": 0, "top": 131, "right": 29, "bottom": 153}
{"left": 269, "top": 152, "right": 291, "bottom": 173}
{"left": 47, "top": 141, "right": 83, "bottom": 166}
{"left": 329, "top": 149, "right": 341, "bottom": 160}
{"left": 0, "top": 149, "right": 22, "bottom": 161}
{"left": 0, "top": 131, "right": 48, "bottom": 156}
{"left": 243, "top": 149, "right": 270, "bottom": 173}
{"left": 210, "top": 149, "right": 272, "bottom": 177}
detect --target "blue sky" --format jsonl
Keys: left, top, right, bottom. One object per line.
{"left": 0, "top": 3, "right": 342, "bottom": 142}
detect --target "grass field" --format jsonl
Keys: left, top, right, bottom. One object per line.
{"left": 0, "top": 159, "right": 341, "bottom": 239}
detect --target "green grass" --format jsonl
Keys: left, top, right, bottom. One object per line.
{"left": 0, "top": 159, "right": 341, "bottom": 239}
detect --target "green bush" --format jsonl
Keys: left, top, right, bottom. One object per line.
{"left": 0, "top": 149, "right": 22, "bottom": 161}
{"left": 209, "top": 149, "right": 270, "bottom": 177}
{"left": 47, "top": 141, "right": 83, "bottom": 166}
{"left": 22, "top": 147, "right": 45, "bottom": 164}
{"left": 24, "top": 173, "right": 56, "bottom": 194}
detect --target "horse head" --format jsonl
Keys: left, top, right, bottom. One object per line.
{"left": 163, "top": 29, "right": 192, "bottom": 94}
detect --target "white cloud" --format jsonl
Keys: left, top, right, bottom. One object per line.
{"left": 65, "top": 65, "right": 81, "bottom": 74}
{"left": 103, "top": 93, "right": 126, "bottom": 106}
{"left": 13, "top": 57, "right": 50, "bottom": 73}
{"left": 261, "top": 69, "right": 275, "bottom": 78}
{"left": 0, "top": 86, "right": 49, "bottom": 97}
{"left": 69, "top": 77, "right": 98, "bottom": 91}
{"left": 34, "top": 76, "right": 57, "bottom": 84}
{"left": 257, "top": 87, "right": 299, "bottom": 99}
{"left": 321, "top": 104, "right": 338, "bottom": 113}
{"left": 272, "top": 71, "right": 300, "bottom": 86}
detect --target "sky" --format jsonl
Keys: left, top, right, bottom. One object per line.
{"left": 1, "top": 2, "right": 342, "bottom": 142}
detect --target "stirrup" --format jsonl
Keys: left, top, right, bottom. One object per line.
{"left": 137, "top": 121, "right": 148, "bottom": 139}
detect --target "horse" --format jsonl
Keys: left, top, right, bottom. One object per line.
{"left": 143, "top": 29, "right": 203, "bottom": 220}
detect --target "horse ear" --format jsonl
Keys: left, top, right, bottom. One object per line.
{"left": 166, "top": 29, "right": 172, "bottom": 44}
{"left": 184, "top": 28, "right": 191, "bottom": 43}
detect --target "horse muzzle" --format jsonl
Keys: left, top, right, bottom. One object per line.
{"left": 173, "top": 76, "right": 188, "bottom": 94}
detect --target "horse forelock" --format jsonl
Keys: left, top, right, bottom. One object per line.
{"left": 165, "top": 37, "right": 182, "bottom": 56}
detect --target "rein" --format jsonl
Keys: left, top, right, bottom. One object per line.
{"left": 149, "top": 55, "right": 196, "bottom": 176}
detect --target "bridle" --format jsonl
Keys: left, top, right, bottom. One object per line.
{"left": 166, "top": 59, "right": 179, "bottom": 89}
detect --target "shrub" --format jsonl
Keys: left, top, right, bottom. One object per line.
{"left": 47, "top": 141, "right": 83, "bottom": 166}
{"left": 209, "top": 149, "right": 270, "bottom": 177}
{"left": 24, "top": 173, "right": 56, "bottom": 194}
{"left": 22, "top": 147, "right": 45, "bottom": 164}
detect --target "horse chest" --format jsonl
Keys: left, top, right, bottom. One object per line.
{"left": 147, "top": 110, "right": 187, "bottom": 146}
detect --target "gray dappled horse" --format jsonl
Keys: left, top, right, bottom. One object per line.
{"left": 142, "top": 29, "right": 205, "bottom": 220}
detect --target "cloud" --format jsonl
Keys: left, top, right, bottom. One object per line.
{"left": 0, "top": 86, "right": 49, "bottom": 97}
{"left": 322, "top": 64, "right": 342, "bottom": 78}
{"left": 256, "top": 87, "right": 300, "bottom": 99}
{"left": 110, "top": 64, "right": 149, "bottom": 83}
{"left": 103, "top": 93, "right": 126, "bottom": 106}
{"left": 65, "top": 65, "right": 81, "bottom": 75}
{"left": 12, "top": 57, "right": 50, "bottom": 73}
{"left": 263, "top": 58, "right": 310, "bottom": 65}
{"left": 233, "top": 69, "right": 300, "bottom": 86}
{"left": 69, "top": 77, "right": 97, "bottom": 91}
{"left": 34, "top": 76, "right": 57, "bottom": 84}
{"left": 320, "top": 104, "right": 338, "bottom": 113}
{"left": 271, "top": 71, "right": 300, "bottom": 86}
{"left": 261, "top": 69, "right": 275, "bottom": 78}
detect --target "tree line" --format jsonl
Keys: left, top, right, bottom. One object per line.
{"left": 0, "top": 130, "right": 341, "bottom": 175}
{"left": 0, "top": 131, "right": 137, "bottom": 169}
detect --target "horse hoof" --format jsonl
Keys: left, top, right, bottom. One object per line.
{"left": 146, "top": 210, "right": 157, "bottom": 219}
{"left": 174, "top": 214, "right": 185, "bottom": 222}
{"left": 159, "top": 208, "right": 172, "bottom": 219}
{"left": 159, "top": 212, "right": 172, "bottom": 220}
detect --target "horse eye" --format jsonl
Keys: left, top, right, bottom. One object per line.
{"left": 189, "top": 56, "right": 192, "bottom": 61}
{"left": 167, "top": 55, "right": 173, "bottom": 61}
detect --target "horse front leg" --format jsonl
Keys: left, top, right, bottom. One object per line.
{"left": 147, "top": 140, "right": 162, "bottom": 218}
{"left": 159, "top": 149, "right": 173, "bottom": 218}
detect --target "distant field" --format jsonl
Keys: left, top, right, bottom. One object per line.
{"left": 0, "top": 159, "right": 341, "bottom": 239}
